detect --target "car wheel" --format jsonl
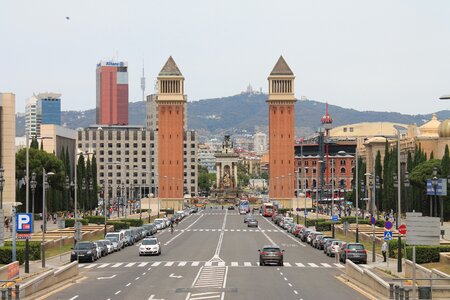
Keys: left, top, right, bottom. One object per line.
{"left": 91, "top": 255, "right": 95, "bottom": 262}
{"left": 260, "top": 260, "right": 264, "bottom": 266}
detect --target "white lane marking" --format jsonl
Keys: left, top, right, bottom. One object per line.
{"left": 83, "top": 263, "right": 97, "bottom": 269}
{"left": 148, "top": 267, "right": 152, "bottom": 270}
{"left": 111, "top": 263, "right": 123, "bottom": 268}
{"left": 190, "top": 295, "right": 221, "bottom": 299}
{"left": 308, "top": 263, "right": 319, "bottom": 267}
{"left": 115, "top": 291, "right": 121, "bottom": 295}
{"left": 97, "top": 274, "right": 116, "bottom": 280}
{"left": 199, "top": 229, "right": 204, "bottom": 232}
{"left": 125, "top": 262, "right": 136, "bottom": 267}
{"left": 334, "top": 263, "right": 344, "bottom": 268}
{"left": 321, "top": 263, "right": 332, "bottom": 268}
{"left": 236, "top": 229, "right": 241, "bottom": 232}
{"left": 284, "top": 277, "right": 288, "bottom": 281}
{"left": 165, "top": 262, "right": 174, "bottom": 266}
{"left": 97, "top": 263, "right": 110, "bottom": 269}
{"left": 178, "top": 261, "right": 187, "bottom": 266}
{"left": 294, "top": 290, "right": 298, "bottom": 295}
{"left": 138, "top": 262, "right": 149, "bottom": 267}
{"left": 143, "top": 272, "right": 146, "bottom": 275}
{"left": 217, "top": 262, "right": 225, "bottom": 267}
{"left": 244, "top": 262, "right": 251, "bottom": 267}
{"left": 284, "top": 262, "right": 292, "bottom": 267}
{"left": 135, "top": 277, "right": 140, "bottom": 280}
{"left": 288, "top": 283, "right": 293, "bottom": 287}
{"left": 191, "top": 261, "right": 200, "bottom": 266}
{"left": 295, "top": 263, "right": 305, "bottom": 267}
{"left": 231, "top": 262, "right": 238, "bottom": 267}
{"left": 68, "top": 296, "right": 79, "bottom": 300}
{"left": 169, "top": 273, "right": 183, "bottom": 278}
{"left": 204, "top": 262, "right": 212, "bottom": 266}
{"left": 126, "top": 283, "right": 131, "bottom": 287}
{"left": 152, "top": 262, "right": 161, "bottom": 266}
{"left": 230, "top": 229, "right": 235, "bottom": 232}
{"left": 164, "top": 214, "right": 204, "bottom": 246}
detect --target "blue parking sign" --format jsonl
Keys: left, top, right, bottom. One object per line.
{"left": 16, "top": 213, "right": 33, "bottom": 234}
{"left": 384, "top": 231, "right": 393, "bottom": 241}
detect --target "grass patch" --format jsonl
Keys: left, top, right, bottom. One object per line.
{"left": 334, "top": 231, "right": 383, "bottom": 255}
{"left": 421, "top": 262, "right": 450, "bottom": 275}
{"left": 44, "top": 231, "right": 105, "bottom": 259}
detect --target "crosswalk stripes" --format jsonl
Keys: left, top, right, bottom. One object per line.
{"left": 174, "top": 228, "right": 282, "bottom": 233}
{"left": 79, "top": 261, "right": 346, "bottom": 270}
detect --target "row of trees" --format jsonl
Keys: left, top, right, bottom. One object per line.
{"left": 15, "top": 138, "right": 98, "bottom": 215}
{"left": 352, "top": 143, "right": 449, "bottom": 220}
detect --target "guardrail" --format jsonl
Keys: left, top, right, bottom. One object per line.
{"left": 388, "top": 278, "right": 450, "bottom": 300}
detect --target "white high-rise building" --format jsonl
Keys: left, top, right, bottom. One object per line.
{"left": 25, "top": 95, "right": 39, "bottom": 138}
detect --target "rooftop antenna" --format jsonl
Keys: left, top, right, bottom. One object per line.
{"left": 140, "top": 58, "right": 146, "bottom": 102}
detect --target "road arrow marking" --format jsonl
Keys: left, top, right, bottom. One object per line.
{"left": 169, "top": 273, "right": 182, "bottom": 278}
{"left": 148, "top": 294, "right": 165, "bottom": 300}
{"left": 97, "top": 274, "right": 116, "bottom": 280}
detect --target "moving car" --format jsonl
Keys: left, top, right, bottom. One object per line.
{"left": 70, "top": 242, "right": 97, "bottom": 262}
{"left": 340, "top": 243, "right": 367, "bottom": 264}
{"left": 247, "top": 218, "right": 258, "bottom": 227}
{"left": 227, "top": 206, "right": 235, "bottom": 210}
{"left": 258, "top": 245, "right": 284, "bottom": 266}
{"left": 244, "top": 214, "right": 254, "bottom": 223}
{"left": 139, "top": 237, "right": 161, "bottom": 256}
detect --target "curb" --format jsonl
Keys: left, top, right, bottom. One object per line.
{"left": 24, "top": 274, "right": 86, "bottom": 300}
{"left": 337, "top": 274, "right": 387, "bottom": 300}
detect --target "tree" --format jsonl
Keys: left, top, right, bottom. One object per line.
{"left": 77, "top": 153, "right": 86, "bottom": 213}
{"left": 91, "top": 153, "right": 98, "bottom": 211}
{"left": 30, "top": 136, "right": 39, "bottom": 149}
{"left": 442, "top": 144, "right": 449, "bottom": 177}
{"left": 237, "top": 163, "right": 250, "bottom": 188}
{"left": 409, "top": 159, "right": 442, "bottom": 190}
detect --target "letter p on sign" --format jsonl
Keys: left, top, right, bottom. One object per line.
{"left": 16, "top": 213, "right": 33, "bottom": 233}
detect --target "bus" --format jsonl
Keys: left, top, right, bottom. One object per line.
{"left": 262, "top": 202, "right": 275, "bottom": 217}
{"left": 238, "top": 200, "right": 250, "bottom": 214}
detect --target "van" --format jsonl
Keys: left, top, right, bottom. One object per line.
{"left": 105, "top": 232, "right": 125, "bottom": 249}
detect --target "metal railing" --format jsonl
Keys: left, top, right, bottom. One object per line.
{"left": 388, "top": 278, "right": 450, "bottom": 300}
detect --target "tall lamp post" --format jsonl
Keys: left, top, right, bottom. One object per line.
{"left": 295, "top": 171, "right": 299, "bottom": 224}
{"left": 404, "top": 171, "right": 410, "bottom": 213}
{"left": 0, "top": 167, "right": 4, "bottom": 209}
{"left": 365, "top": 172, "right": 376, "bottom": 263}
{"left": 42, "top": 168, "right": 55, "bottom": 268}
{"left": 30, "top": 172, "right": 37, "bottom": 232}
{"left": 102, "top": 182, "right": 107, "bottom": 236}
{"left": 432, "top": 167, "right": 438, "bottom": 218}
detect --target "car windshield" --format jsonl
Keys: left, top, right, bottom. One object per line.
{"left": 107, "top": 237, "right": 118, "bottom": 242}
{"left": 348, "top": 244, "right": 365, "bottom": 250}
{"left": 263, "top": 247, "right": 280, "bottom": 252}
{"left": 142, "top": 239, "right": 158, "bottom": 245}
{"left": 75, "top": 243, "right": 92, "bottom": 250}
{"left": 102, "top": 240, "right": 111, "bottom": 245}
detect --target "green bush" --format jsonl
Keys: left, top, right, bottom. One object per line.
{"left": 405, "top": 245, "right": 450, "bottom": 264}
{"left": 119, "top": 218, "right": 143, "bottom": 227}
{"left": 277, "top": 208, "right": 290, "bottom": 215}
{"left": 316, "top": 221, "right": 333, "bottom": 232}
{"left": 340, "top": 216, "right": 357, "bottom": 224}
{"left": 375, "top": 219, "right": 386, "bottom": 228}
{"left": 0, "top": 245, "right": 41, "bottom": 265}
{"left": 107, "top": 221, "right": 129, "bottom": 231}
{"left": 306, "top": 218, "right": 327, "bottom": 227}
{"left": 84, "top": 216, "right": 106, "bottom": 224}
{"left": 65, "top": 219, "right": 89, "bottom": 227}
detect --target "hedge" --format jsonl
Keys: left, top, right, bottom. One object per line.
{"left": 106, "top": 221, "right": 129, "bottom": 231}
{"left": 315, "top": 221, "right": 334, "bottom": 232}
{"left": 119, "top": 218, "right": 143, "bottom": 227}
{"left": 65, "top": 219, "right": 89, "bottom": 227}
{"left": 0, "top": 245, "right": 41, "bottom": 265}
{"left": 84, "top": 216, "right": 106, "bottom": 224}
{"left": 388, "top": 240, "right": 450, "bottom": 263}
{"left": 305, "top": 219, "right": 327, "bottom": 227}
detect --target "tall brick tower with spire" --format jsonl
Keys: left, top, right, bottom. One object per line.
{"left": 268, "top": 56, "right": 296, "bottom": 208}
{"left": 157, "top": 56, "right": 185, "bottom": 210}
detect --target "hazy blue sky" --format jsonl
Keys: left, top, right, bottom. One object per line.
{"left": 2, "top": 0, "right": 449, "bottom": 115}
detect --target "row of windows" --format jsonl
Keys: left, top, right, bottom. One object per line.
{"left": 79, "top": 130, "right": 147, "bottom": 141}
{"left": 299, "top": 167, "right": 352, "bottom": 174}
{"left": 271, "top": 79, "right": 293, "bottom": 93}
{"left": 301, "top": 159, "right": 354, "bottom": 166}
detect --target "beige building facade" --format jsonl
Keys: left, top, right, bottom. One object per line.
{"left": 41, "top": 124, "right": 77, "bottom": 171}
{"left": 0, "top": 93, "right": 16, "bottom": 214}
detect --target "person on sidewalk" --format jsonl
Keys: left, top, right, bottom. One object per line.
{"left": 381, "top": 241, "right": 387, "bottom": 262}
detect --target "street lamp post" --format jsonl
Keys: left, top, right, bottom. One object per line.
{"left": 295, "top": 171, "right": 299, "bottom": 224}
{"left": 404, "top": 171, "right": 410, "bottom": 213}
{"left": 365, "top": 172, "right": 376, "bottom": 263}
{"left": 102, "top": 182, "right": 107, "bottom": 236}
{"left": 30, "top": 172, "right": 37, "bottom": 232}
{"left": 355, "top": 147, "right": 359, "bottom": 243}
{"left": 0, "top": 167, "right": 4, "bottom": 209}
{"left": 331, "top": 159, "right": 335, "bottom": 238}
{"left": 432, "top": 167, "right": 438, "bottom": 219}
{"left": 42, "top": 168, "right": 55, "bottom": 268}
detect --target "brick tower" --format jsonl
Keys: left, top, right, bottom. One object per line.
{"left": 268, "top": 56, "right": 296, "bottom": 208}
{"left": 157, "top": 56, "right": 185, "bottom": 210}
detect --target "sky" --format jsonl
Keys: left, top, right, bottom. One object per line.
{"left": 1, "top": 0, "right": 450, "bottom": 115}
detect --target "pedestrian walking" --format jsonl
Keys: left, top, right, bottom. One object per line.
{"left": 381, "top": 241, "right": 387, "bottom": 262}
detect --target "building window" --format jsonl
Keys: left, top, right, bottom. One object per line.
{"left": 340, "top": 168, "right": 346, "bottom": 174}
{"left": 343, "top": 128, "right": 347, "bottom": 132}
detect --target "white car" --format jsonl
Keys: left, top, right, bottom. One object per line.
{"left": 139, "top": 237, "right": 161, "bottom": 256}
{"left": 93, "top": 242, "right": 102, "bottom": 260}
{"left": 105, "top": 236, "right": 120, "bottom": 252}
{"left": 154, "top": 219, "right": 166, "bottom": 229}
{"left": 99, "top": 239, "right": 114, "bottom": 254}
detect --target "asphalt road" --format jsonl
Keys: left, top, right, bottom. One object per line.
{"left": 47, "top": 207, "right": 367, "bottom": 300}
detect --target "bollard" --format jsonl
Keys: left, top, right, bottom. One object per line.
{"left": 399, "top": 286, "right": 404, "bottom": 300}
{"left": 6, "top": 287, "right": 11, "bottom": 300}
{"left": 395, "top": 285, "right": 400, "bottom": 300}
{"left": 15, "top": 285, "right": 20, "bottom": 300}
{"left": 1, "top": 290, "right": 6, "bottom": 300}
{"left": 404, "top": 288, "right": 410, "bottom": 300}
{"left": 389, "top": 283, "right": 395, "bottom": 299}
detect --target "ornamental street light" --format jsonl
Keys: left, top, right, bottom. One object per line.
{"left": 432, "top": 167, "right": 438, "bottom": 218}
{"left": 30, "top": 172, "right": 37, "bottom": 232}
{"left": 365, "top": 172, "right": 376, "bottom": 263}
{"left": 42, "top": 168, "right": 55, "bottom": 268}
{"left": 0, "top": 166, "right": 4, "bottom": 209}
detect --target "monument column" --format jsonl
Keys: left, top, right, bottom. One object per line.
{"left": 157, "top": 57, "right": 186, "bottom": 211}
{"left": 267, "top": 56, "right": 296, "bottom": 208}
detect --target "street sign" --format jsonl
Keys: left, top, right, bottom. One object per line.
{"left": 332, "top": 215, "right": 339, "bottom": 222}
{"left": 16, "top": 233, "right": 31, "bottom": 239}
{"left": 371, "top": 216, "right": 376, "bottom": 225}
{"left": 398, "top": 224, "right": 407, "bottom": 235}
{"left": 426, "top": 179, "right": 448, "bottom": 196}
{"left": 16, "top": 213, "right": 33, "bottom": 234}
{"left": 384, "top": 231, "right": 393, "bottom": 241}
{"left": 385, "top": 221, "right": 393, "bottom": 230}
{"left": 296, "top": 208, "right": 300, "bottom": 212}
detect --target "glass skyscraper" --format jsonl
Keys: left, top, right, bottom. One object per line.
{"left": 37, "top": 93, "right": 61, "bottom": 125}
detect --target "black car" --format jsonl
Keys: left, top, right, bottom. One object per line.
{"left": 227, "top": 206, "right": 235, "bottom": 210}
{"left": 70, "top": 242, "right": 97, "bottom": 262}
{"left": 258, "top": 245, "right": 284, "bottom": 266}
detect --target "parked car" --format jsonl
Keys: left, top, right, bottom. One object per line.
{"left": 317, "top": 236, "right": 332, "bottom": 250}
{"left": 105, "top": 232, "right": 125, "bottom": 249}
{"left": 70, "top": 242, "right": 97, "bottom": 262}
{"left": 293, "top": 225, "right": 304, "bottom": 237}
{"left": 340, "top": 243, "right": 367, "bottom": 264}
{"left": 105, "top": 236, "right": 120, "bottom": 252}
{"left": 258, "top": 245, "right": 284, "bottom": 266}
{"left": 122, "top": 229, "right": 134, "bottom": 246}
{"left": 306, "top": 231, "right": 317, "bottom": 244}
{"left": 312, "top": 234, "right": 324, "bottom": 249}
{"left": 139, "top": 237, "right": 161, "bottom": 256}
{"left": 247, "top": 218, "right": 258, "bottom": 227}
{"left": 96, "top": 240, "right": 109, "bottom": 256}
{"left": 93, "top": 242, "right": 102, "bottom": 259}
{"left": 299, "top": 228, "right": 312, "bottom": 242}
{"left": 227, "top": 206, "right": 235, "bottom": 210}
{"left": 154, "top": 219, "right": 166, "bottom": 230}
{"left": 326, "top": 240, "right": 343, "bottom": 257}
{"left": 323, "top": 238, "right": 336, "bottom": 254}
{"left": 98, "top": 239, "right": 114, "bottom": 254}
